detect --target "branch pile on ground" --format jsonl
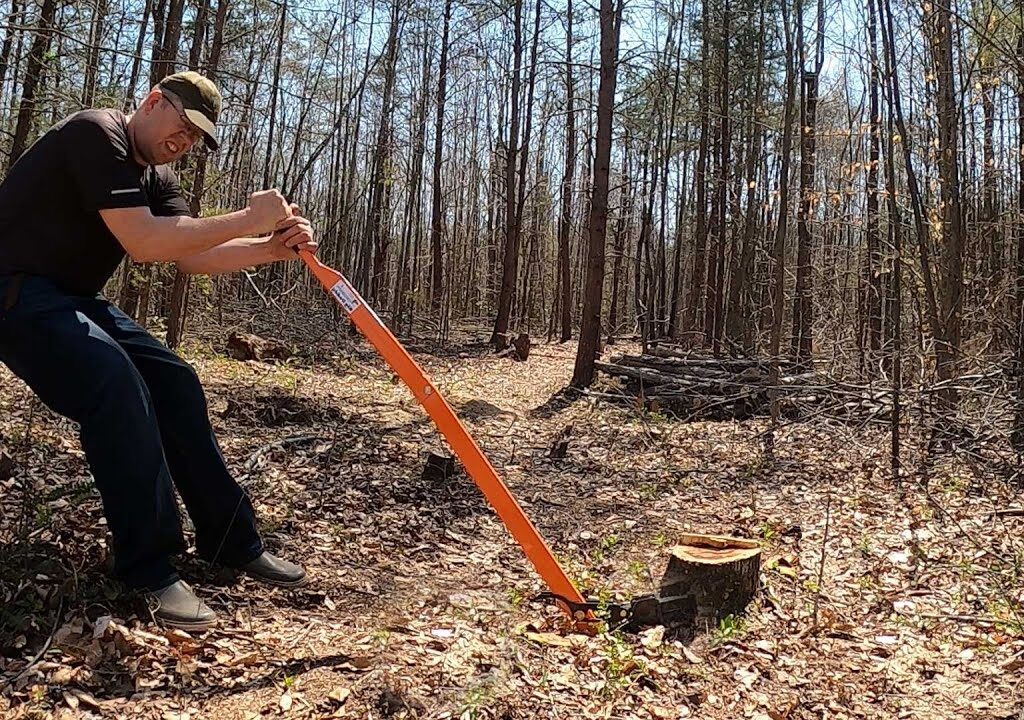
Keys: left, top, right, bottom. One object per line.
{"left": 595, "top": 344, "right": 896, "bottom": 422}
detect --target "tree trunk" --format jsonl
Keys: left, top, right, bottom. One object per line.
{"left": 123, "top": 0, "right": 151, "bottom": 111}
{"left": 395, "top": 21, "right": 432, "bottom": 328}
{"left": 166, "top": 0, "right": 229, "bottom": 349}
{"left": 924, "top": 0, "right": 963, "bottom": 411}
{"left": 655, "top": 10, "right": 682, "bottom": 339}
{"left": 0, "top": 0, "right": 22, "bottom": 111}
{"left": 7, "top": 0, "right": 58, "bottom": 171}
{"left": 727, "top": 0, "right": 763, "bottom": 351}
{"left": 510, "top": 0, "right": 541, "bottom": 330}
{"left": 82, "top": 0, "right": 106, "bottom": 106}
{"left": 980, "top": 58, "right": 1000, "bottom": 297}
{"left": 490, "top": 0, "right": 524, "bottom": 347}
{"left": 686, "top": 0, "right": 711, "bottom": 339}
{"left": 711, "top": 0, "right": 729, "bottom": 355}
{"left": 571, "top": 0, "right": 620, "bottom": 387}
{"left": 879, "top": 0, "right": 940, "bottom": 362}
{"left": 1011, "top": 21, "right": 1024, "bottom": 451}
{"left": 134, "top": 0, "right": 184, "bottom": 327}
{"left": 658, "top": 534, "right": 761, "bottom": 625}
{"left": 880, "top": 0, "right": 902, "bottom": 476}
{"left": 263, "top": 0, "right": 286, "bottom": 189}
{"left": 639, "top": 146, "right": 658, "bottom": 346}
{"left": 556, "top": 0, "right": 575, "bottom": 341}
{"left": 367, "top": 1, "right": 400, "bottom": 304}
{"left": 791, "top": 0, "right": 822, "bottom": 369}
{"left": 429, "top": 0, "right": 452, "bottom": 312}
{"left": 767, "top": 0, "right": 798, "bottom": 445}
{"left": 150, "top": 0, "right": 183, "bottom": 85}
{"left": 607, "top": 144, "right": 630, "bottom": 345}
{"left": 864, "top": 0, "right": 882, "bottom": 369}
{"left": 668, "top": 143, "right": 688, "bottom": 340}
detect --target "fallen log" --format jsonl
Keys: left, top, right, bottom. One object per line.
{"left": 646, "top": 343, "right": 801, "bottom": 372}
{"left": 594, "top": 361, "right": 703, "bottom": 388}
{"left": 611, "top": 354, "right": 767, "bottom": 381}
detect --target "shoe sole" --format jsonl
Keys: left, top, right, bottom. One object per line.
{"left": 156, "top": 615, "right": 218, "bottom": 631}
{"left": 245, "top": 572, "right": 309, "bottom": 588}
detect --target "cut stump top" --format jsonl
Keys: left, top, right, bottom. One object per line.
{"left": 668, "top": 533, "right": 762, "bottom": 565}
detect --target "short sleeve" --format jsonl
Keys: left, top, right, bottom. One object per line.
{"left": 63, "top": 116, "right": 147, "bottom": 211}
{"left": 150, "top": 168, "right": 192, "bottom": 218}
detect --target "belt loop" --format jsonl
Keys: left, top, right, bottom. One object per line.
{"left": 3, "top": 273, "right": 23, "bottom": 312}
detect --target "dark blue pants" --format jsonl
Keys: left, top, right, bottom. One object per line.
{"left": 0, "top": 274, "right": 263, "bottom": 589}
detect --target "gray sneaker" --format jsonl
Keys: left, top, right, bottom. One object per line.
{"left": 240, "top": 551, "right": 308, "bottom": 587}
{"left": 145, "top": 580, "right": 218, "bottom": 630}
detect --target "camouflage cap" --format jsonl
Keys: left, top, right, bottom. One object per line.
{"left": 158, "top": 71, "right": 222, "bottom": 151}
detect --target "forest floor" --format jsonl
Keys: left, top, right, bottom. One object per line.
{"left": 1, "top": 308, "right": 1022, "bottom": 720}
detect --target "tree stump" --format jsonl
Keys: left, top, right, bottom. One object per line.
{"left": 495, "top": 333, "right": 532, "bottom": 361}
{"left": 657, "top": 533, "right": 761, "bottom": 625}
{"left": 547, "top": 423, "right": 573, "bottom": 459}
{"left": 226, "top": 331, "right": 292, "bottom": 362}
{"left": 0, "top": 449, "right": 13, "bottom": 481}
{"left": 421, "top": 451, "right": 457, "bottom": 486}
{"left": 512, "top": 333, "right": 531, "bottom": 361}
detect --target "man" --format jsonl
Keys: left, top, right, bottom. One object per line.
{"left": 0, "top": 71, "right": 316, "bottom": 630}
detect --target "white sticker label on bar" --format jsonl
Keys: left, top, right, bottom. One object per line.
{"left": 330, "top": 279, "right": 360, "bottom": 313}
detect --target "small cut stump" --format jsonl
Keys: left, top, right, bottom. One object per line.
{"left": 226, "top": 331, "right": 293, "bottom": 362}
{"left": 421, "top": 451, "right": 457, "bottom": 485}
{"left": 658, "top": 533, "right": 761, "bottom": 625}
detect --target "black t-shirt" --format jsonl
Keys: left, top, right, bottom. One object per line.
{"left": 0, "top": 108, "right": 191, "bottom": 295}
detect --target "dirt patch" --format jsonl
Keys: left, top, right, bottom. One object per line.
{"left": 218, "top": 386, "right": 348, "bottom": 427}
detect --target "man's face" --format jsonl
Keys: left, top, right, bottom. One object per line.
{"left": 134, "top": 89, "right": 205, "bottom": 165}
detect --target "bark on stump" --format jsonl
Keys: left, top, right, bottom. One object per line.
{"left": 512, "top": 333, "right": 531, "bottom": 361}
{"left": 0, "top": 450, "right": 13, "bottom": 480}
{"left": 226, "top": 331, "right": 293, "bottom": 362}
{"left": 658, "top": 533, "right": 761, "bottom": 625}
{"left": 422, "top": 451, "right": 457, "bottom": 485}
{"left": 495, "top": 333, "right": 532, "bottom": 361}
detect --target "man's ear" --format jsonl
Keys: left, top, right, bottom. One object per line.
{"left": 140, "top": 89, "right": 163, "bottom": 114}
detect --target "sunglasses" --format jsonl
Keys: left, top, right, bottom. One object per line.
{"left": 161, "top": 91, "right": 205, "bottom": 145}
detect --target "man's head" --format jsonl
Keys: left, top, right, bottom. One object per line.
{"left": 129, "top": 71, "right": 221, "bottom": 166}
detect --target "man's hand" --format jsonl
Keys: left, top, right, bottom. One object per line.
{"left": 247, "top": 189, "right": 290, "bottom": 234}
{"left": 267, "top": 203, "right": 317, "bottom": 260}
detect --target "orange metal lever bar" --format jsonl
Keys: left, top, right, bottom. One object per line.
{"left": 297, "top": 249, "right": 586, "bottom": 608}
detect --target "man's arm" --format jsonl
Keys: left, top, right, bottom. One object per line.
{"left": 175, "top": 236, "right": 278, "bottom": 275}
{"left": 175, "top": 213, "right": 317, "bottom": 275}
{"left": 99, "top": 189, "right": 290, "bottom": 263}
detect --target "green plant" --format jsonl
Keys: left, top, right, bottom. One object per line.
{"left": 458, "top": 684, "right": 495, "bottom": 720}
{"left": 712, "top": 614, "right": 745, "bottom": 644}
{"left": 627, "top": 560, "right": 649, "bottom": 582}
{"left": 507, "top": 587, "right": 526, "bottom": 609}
{"left": 645, "top": 409, "right": 669, "bottom": 424}
{"left": 597, "top": 631, "right": 648, "bottom": 694}
{"left": 638, "top": 482, "right": 659, "bottom": 501}
{"left": 33, "top": 502, "right": 52, "bottom": 529}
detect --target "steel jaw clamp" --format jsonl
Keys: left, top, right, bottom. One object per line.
{"left": 533, "top": 592, "right": 697, "bottom": 633}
